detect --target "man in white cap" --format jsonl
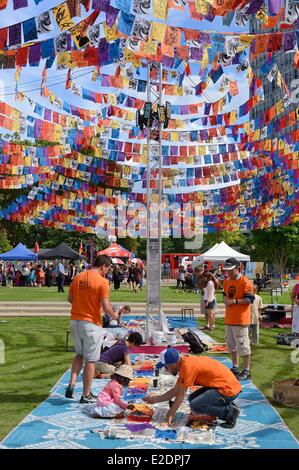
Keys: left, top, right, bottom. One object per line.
{"left": 143, "top": 348, "right": 242, "bottom": 428}
{"left": 222, "top": 257, "right": 255, "bottom": 380}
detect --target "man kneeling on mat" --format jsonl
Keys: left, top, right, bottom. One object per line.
{"left": 88, "top": 365, "right": 135, "bottom": 418}
{"left": 143, "top": 348, "right": 242, "bottom": 429}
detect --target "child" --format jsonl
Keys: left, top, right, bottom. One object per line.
{"left": 249, "top": 287, "right": 263, "bottom": 346}
{"left": 103, "top": 305, "right": 131, "bottom": 328}
{"left": 292, "top": 295, "right": 299, "bottom": 338}
{"left": 88, "top": 365, "right": 135, "bottom": 418}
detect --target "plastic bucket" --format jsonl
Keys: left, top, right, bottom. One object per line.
{"left": 152, "top": 331, "right": 164, "bottom": 345}
{"left": 166, "top": 332, "right": 177, "bottom": 345}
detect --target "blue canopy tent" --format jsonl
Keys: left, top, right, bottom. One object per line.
{"left": 0, "top": 243, "right": 37, "bottom": 261}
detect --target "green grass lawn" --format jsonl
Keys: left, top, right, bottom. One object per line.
{"left": 0, "top": 316, "right": 298, "bottom": 443}
{"left": 0, "top": 285, "right": 292, "bottom": 305}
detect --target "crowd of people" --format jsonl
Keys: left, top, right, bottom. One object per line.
{"left": 0, "top": 260, "right": 87, "bottom": 291}
{"left": 108, "top": 263, "right": 144, "bottom": 292}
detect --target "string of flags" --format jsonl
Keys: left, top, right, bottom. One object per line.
{"left": 1, "top": 0, "right": 299, "bottom": 233}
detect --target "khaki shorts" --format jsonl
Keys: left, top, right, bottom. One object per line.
{"left": 70, "top": 320, "right": 103, "bottom": 362}
{"left": 95, "top": 362, "right": 116, "bottom": 375}
{"left": 225, "top": 325, "right": 251, "bottom": 356}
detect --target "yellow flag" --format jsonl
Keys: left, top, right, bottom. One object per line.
{"left": 153, "top": 0, "right": 168, "bottom": 20}
{"left": 276, "top": 100, "right": 284, "bottom": 115}
{"left": 150, "top": 22, "right": 167, "bottom": 42}
{"left": 52, "top": 2, "right": 74, "bottom": 31}
{"left": 229, "top": 111, "right": 237, "bottom": 124}
{"left": 195, "top": 0, "right": 209, "bottom": 14}
{"left": 103, "top": 22, "right": 120, "bottom": 42}
{"left": 140, "top": 40, "right": 158, "bottom": 58}
{"left": 239, "top": 35, "right": 255, "bottom": 46}
{"left": 256, "top": 6, "right": 268, "bottom": 23}
{"left": 57, "top": 51, "right": 75, "bottom": 69}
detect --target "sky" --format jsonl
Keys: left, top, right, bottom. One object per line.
{"left": 0, "top": 0, "right": 250, "bottom": 194}
{"left": 0, "top": 0, "right": 249, "bottom": 120}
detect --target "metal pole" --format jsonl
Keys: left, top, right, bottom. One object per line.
{"left": 158, "top": 61, "right": 162, "bottom": 327}
{"left": 145, "top": 62, "right": 151, "bottom": 341}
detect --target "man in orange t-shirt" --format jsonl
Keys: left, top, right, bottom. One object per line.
{"left": 65, "top": 255, "right": 118, "bottom": 404}
{"left": 144, "top": 349, "right": 242, "bottom": 429}
{"left": 223, "top": 258, "right": 255, "bottom": 381}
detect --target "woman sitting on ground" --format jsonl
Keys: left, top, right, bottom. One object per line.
{"left": 95, "top": 331, "right": 143, "bottom": 378}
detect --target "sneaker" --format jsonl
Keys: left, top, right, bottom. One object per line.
{"left": 237, "top": 369, "right": 251, "bottom": 381}
{"left": 220, "top": 404, "right": 240, "bottom": 429}
{"left": 65, "top": 385, "right": 74, "bottom": 399}
{"left": 230, "top": 366, "right": 240, "bottom": 376}
{"left": 79, "top": 392, "right": 97, "bottom": 404}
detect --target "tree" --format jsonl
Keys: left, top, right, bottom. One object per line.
{"left": 0, "top": 228, "right": 12, "bottom": 252}
{"left": 251, "top": 224, "right": 299, "bottom": 277}
{"left": 200, "top": 231, "right": 250, "bottom": 254}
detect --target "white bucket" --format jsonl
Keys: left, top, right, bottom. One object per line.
{"left": 152, "top": 331, "right": 164, "bottom": 345}
{"left": 166, "top": 332, "right": 177, "bottom": 345}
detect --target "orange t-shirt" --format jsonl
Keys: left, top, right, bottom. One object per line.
{"left": 177, "top": 356, "right": 241, "bottom": 397}
{"left": 69, "top": 270, "right": 110, "bottom": 326}
{"left": 223, "top": 275, "right": 254, "bottom": 326}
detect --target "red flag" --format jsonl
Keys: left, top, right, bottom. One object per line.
{"left": 34, "top": 241, "right": 39, "bottom": 253}
{"left": 65, "top": 69, "right": 72, "bottom": 89}
{"left": 185, "top": 63, "right": 191, "bottom": 76}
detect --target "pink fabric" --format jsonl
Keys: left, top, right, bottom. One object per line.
{"left": 130, "top": 345, "right": 189, "bottom": 354}
{"left": 96, "top": 379, "right": 128, "bottom": 410}
{"left": 293, "top": 284, "right": 299, "bottom": 297}
{"left": 204, "top": 280, "right": 215, "bottom": 303}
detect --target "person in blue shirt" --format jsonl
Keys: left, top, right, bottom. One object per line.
{"left": 56, "top": 260, "right": 66, "bottom": 293}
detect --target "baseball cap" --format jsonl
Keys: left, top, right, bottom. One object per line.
{"left": 222, "top": 258, "right": 240, "bottom": 271}
{"left": 156, "top": 347, "right": 180, "bottom": 369}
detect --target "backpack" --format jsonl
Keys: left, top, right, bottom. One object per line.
{"left": 181, "top": 329, "right": 207, "bottom": 354}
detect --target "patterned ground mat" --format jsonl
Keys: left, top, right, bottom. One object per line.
{"left": 1, "top": 355, "right": 298, "bottom": 450}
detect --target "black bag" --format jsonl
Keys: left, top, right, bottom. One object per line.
{"left": 102, "top": 314, "right": 110, "bottom": 328}
{"left": 276, "top": 333, "right": 296, "bottom": 346}
{"left": 182, "top": 329, "right": 207, "bottom": 354}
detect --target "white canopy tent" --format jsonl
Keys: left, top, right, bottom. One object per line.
{"left": 191, "top": 243, "right": 219, "bottom": 268}
{"left": 199, "top": 241, "right": 250, "bottom": 262}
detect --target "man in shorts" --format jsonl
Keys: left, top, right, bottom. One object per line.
{"left": 222, "top": 258, "right": 255, "bottom": 381}
{"left": 65, "top": 255, "right": 119, "bottom": 403}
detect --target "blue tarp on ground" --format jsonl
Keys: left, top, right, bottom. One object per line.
{"left": 1, "top": 355, "right": 298, "bottom": 449}
{"left": 0, "top": 243, "right": 37, "bottom": 261}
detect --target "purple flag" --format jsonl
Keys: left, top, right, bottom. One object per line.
{"left": 9, "top": 23, "right": 22, "bottom": 46}
{"left": 268, "top": 0, "right": 282, "bottom": 16}
{"left": 106, "top": 5, "right": 119, "bottom": 27}
{"left": 98, "top": 0, "right": 110, "bottom": 11}
{"left": 245, "top": 0, "right": 263, "bottom": 14}
{"left": 44, "top": 109, "right": 52, "bottom": 121}
{"left": 29, "top": 43, "right": 41, "bottom": 65}
{"left": 13, "top": 0, "right": 28, "bottom": 9}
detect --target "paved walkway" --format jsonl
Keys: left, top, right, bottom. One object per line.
{"left": 0, "top": 301, "right": 292, "bottom": 317}
{"left": 0, "top": 301, "right": 225, "bottom": 317}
